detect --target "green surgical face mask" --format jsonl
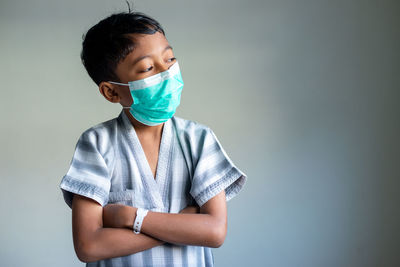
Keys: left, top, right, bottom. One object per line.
{"left": 109, "top": 61, "right": 184, "bottom": 126}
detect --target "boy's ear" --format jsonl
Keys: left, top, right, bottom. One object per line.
{"left": 99, "top": 82, "right": 120, "bottom": 103}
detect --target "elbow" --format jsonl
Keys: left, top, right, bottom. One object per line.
{"left": 75, "top": 239, "right": 97, "bottom": 263}
{"left": 208, "top": 221, "right": 227, "bottom": 248}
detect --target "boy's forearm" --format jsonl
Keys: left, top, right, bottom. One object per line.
{"left": 82, "top": 227, "right": 164, "bottom": 263}
{"left": 124, "top": 207, "right": 225, "bottom": 248}
{"left": 86, "top": 204, "right": 200, "bottom": 262}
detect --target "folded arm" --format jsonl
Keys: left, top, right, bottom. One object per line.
{"left": 71, "top": 194, "right": 163, "bottom": 263}
{"left": 71, "top": 194, "right": 199, "bottom": 263}
{"left": 104, "top": 190, "right": 227, "bottom": 248}
{"left": 72, "top": 190, "right": 227, "bottom": 263}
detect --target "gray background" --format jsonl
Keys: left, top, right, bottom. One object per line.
{"left": 0, "top": 0, "right": 399, "bottom": 266}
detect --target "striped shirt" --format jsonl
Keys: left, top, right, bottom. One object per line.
{"left": 59, "top": 110, "right": 247, "bottom": 267}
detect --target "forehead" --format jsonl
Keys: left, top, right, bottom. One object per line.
{"left": 128, "top": 31, "right": 170, "bottom": 56}
{"left": 114, "top": 31, "right": 172, "bottom": 78}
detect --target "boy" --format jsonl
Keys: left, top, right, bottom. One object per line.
{"left": 59, "top": 10, "right": 247, "bottom": 267}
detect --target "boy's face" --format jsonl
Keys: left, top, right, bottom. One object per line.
{"left": 99, "top": 31, "right": 176, "bottom": 108}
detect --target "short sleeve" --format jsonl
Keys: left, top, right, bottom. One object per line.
{"left": 59, "top": 131, "right": 111, "bottom": 209}
{"left": 190, "top": 127, "right": 247, "bottom": 207}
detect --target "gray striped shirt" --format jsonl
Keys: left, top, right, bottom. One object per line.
{"left": 60, "top": 110, "right": 247, "bottom": 267}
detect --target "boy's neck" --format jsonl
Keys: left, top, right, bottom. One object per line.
{"left": 123, "top": 109, "right": 164, "bottom": 138}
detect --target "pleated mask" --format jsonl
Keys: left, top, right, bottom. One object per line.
{"left": 109, "top": 61, "right": 184, "bottom": 126}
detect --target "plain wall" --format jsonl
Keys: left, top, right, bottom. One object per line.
{"left": 0, "top": 0, "right": 399, "bottom": 266}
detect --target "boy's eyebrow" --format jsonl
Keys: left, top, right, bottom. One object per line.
{"left": 132, "top": 45, "right": 173, "bottom": 66}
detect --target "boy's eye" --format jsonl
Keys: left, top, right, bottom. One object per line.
{"left": 167, "top": 57, "right": 176, "bottom": 62}
{"left": 140, "top": 66, "right": 153, "bottom": 73}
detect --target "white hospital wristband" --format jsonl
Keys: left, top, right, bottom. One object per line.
{"left": 133, "top": 208, "right": 148, "bottom": 234}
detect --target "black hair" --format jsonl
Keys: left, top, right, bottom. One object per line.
{"left": 81, "top": 9, "right": 165, "bottom": 85}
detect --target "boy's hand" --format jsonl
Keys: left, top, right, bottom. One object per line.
{"left": 103, "top": 204, "right": 137, "bottom": 229}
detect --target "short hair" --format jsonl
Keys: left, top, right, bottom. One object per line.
{"left": 81, "top": 11, "right": 165, "bottom": 85}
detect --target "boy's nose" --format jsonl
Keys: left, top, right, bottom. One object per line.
{"left": 156, "top": 61, "right": 171, "bottom": 73}
{"left": 158, "top": 65, "right": 169, "bottom": 73}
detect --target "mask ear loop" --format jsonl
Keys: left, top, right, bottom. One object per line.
{"left": 108, "top": 81, "right": 132, "bottom": 109}
{"left": 108, "top": 81, "right": 129, "bottom": 86}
